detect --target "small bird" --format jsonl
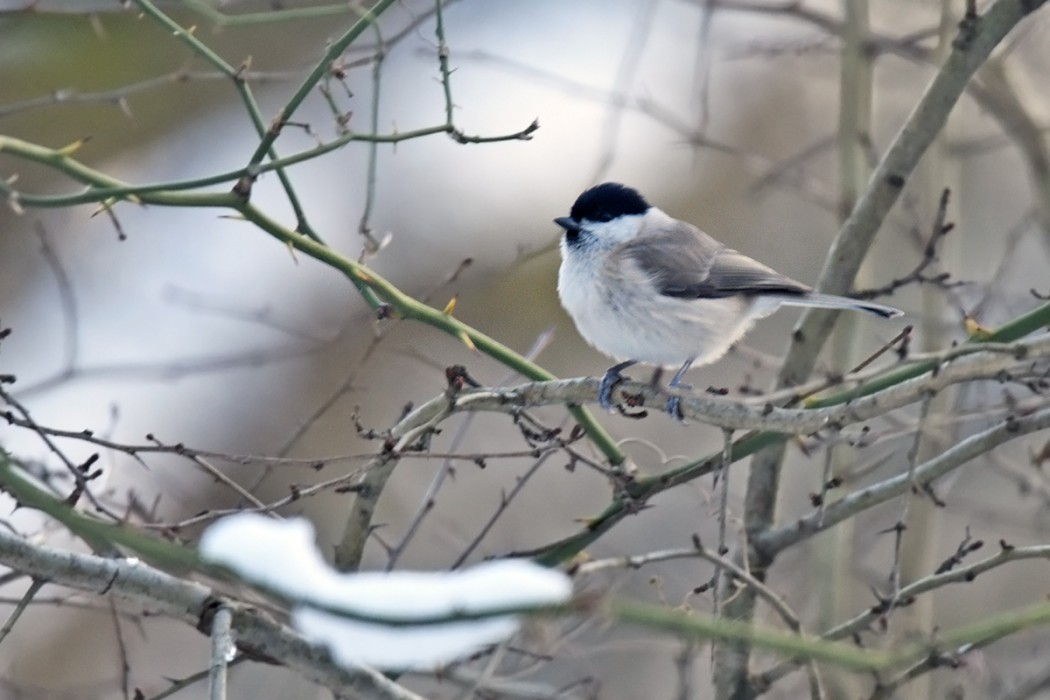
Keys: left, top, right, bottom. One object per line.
{"left": 554, "top": 182, "right": 903, "bottom": 417}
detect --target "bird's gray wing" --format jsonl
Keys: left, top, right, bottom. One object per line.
{"left": 620, "top": 222, "right": 810, "bottom": 299}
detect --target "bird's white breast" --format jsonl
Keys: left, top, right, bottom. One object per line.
{"left": 558, "top": 234, "right": 759, "bottom": 368}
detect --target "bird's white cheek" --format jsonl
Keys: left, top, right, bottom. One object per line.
{"left": 557, "top": 257, "right": 599, "bottom": 329}
{"left": 558, "top": 254, "right": 623, "bottom": 348}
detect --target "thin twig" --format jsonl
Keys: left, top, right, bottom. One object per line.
{"left": 755, "top": 407, "right": 1050, "bottom": 556}
{"left": 110, "top": 598, "right": 132, "bottom": 700}
{"left": 887, "top": 391, "right": 935, "bottom": 606}
{"left": 145, "top": 658, "right": 249, "bottom": 700}
{"left": 0, "top": 386, "right": 122, "bottom": 523}
{"left": 451, "top": 452, "right": 554, "bottom": 569}
{"left": 34, "top": 222, "right": 79, "bottom": 371}
{"left": 0, "top": 579, "right": 45, "bottom": 646}
{"left": 852, "top": 188, "right": 963, "bottom": 300}
{"left": 753, "top": 543, "right": 1050, "bottom": 692}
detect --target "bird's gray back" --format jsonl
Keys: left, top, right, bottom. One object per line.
{"left": 619, "top": 220, "right": 810, "bottom": 300}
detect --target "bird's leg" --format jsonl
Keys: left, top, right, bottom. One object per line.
{"left": 598, "top": 360, "right": 637, "bottom": 411}
{"left": 666, "top": 358, "right": 695, "bottom": 420}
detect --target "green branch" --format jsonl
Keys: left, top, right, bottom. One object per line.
{"left": 0, "top": 453, "right": 201, "bottom": 570}
{"left": 531, "top": 299, "right": 1050, "bottom": 566}
{"left": 805, "top": 300, "right": 1050, "bottom": 409}
{"left": 244, "top": 0, "right": 400, "bottom": 169}
{"left": 133, "top": 0, "right": 320, "bottom": 240}
{"left": 0, "top": 136, "right": 624, "bottom": 466}
{"left": 180, "top": 0, "right": 358, "bottom": 27}
{"left": 0, "top": 126, "right": 452, "bottom": 208}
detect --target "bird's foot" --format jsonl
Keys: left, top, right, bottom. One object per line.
{"left": 598, "top": 361, "right": 638, "bottom": 413}
{"left": 599, "top": 369, "right": 627, "bottom": 411}
{"left": 665, "top": 359, "right": 696, "bottom": 422}
{"left": 665, "top": 381, "right": 692, "bottom": 421}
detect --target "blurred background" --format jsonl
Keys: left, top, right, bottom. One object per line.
{"left": 2, "top": 1, "right": 1050, "bottom": 698}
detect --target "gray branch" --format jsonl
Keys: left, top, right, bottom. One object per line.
{"left": 754, "top": 406, "right": 1050, "bottom": 556}
{"left": 751, "top": 544, "right": 1050, "bottom": 693}
{"left": 0, "top": 531, "right": 425, "bottom": 700}
{"left": 394, "top": 333, "right": 1049, "bottom": 433}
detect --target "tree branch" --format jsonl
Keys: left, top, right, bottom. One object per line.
{"left": 719, "top": 2, "right": 1049, "bottom": 695}
{"left": 0, "top": 528, "right": 425, "bottom": 700}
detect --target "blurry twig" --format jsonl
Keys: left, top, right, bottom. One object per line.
{"left": 590, "top": 0, "right": 660, "bottom": 182}
{"left": 886, "top": 392, "right": 935, "bottom": 610}
{"left": 33, "top": 223, "right": 79, "bottom": 372}
{"left": 271, "top": 257, "right": 474, "bottom": 470}
{"left": 706, "top": 0, "right": 940, "bottom": 63}
{"left": 357, "top": 10, "right": 387, "bottom": 254}
{"left": 0, "top": 579, "right": 45, "bottom": 646}
{"left": 110, "top": 598, "right": 132, "bottom": 700}
{"left": 455, "top": 49, "right": 837, "bottom": 208}
{"left": 146, "top": 434, "right": 268, "bottom": 511}
{"left": 852, "top": 188, "right": 964, "bottom": 301}
{"left": 0, "top": 69, "right": 302, "bottom": 120}
{"left": 693, "top": 0, "right": 717, "bottom": 134}
{"left": 973, "top": 59, "right": 1050, "bottom": 249}
{"left": 145, "top": 658, "right": 249, "bottom": 700}
{"left": 451, "top": 452, "right": 554, "bottom": 569}
{"left": 162, "top": 286, "right": 328, "bottom": 342}
{"left": 755, "top": 408, "right": 1050, "bottom": 557}
{"left": 15, "top": 345, "right": 320, "bottom": 400}
{"left": 386, "top": 329, "right": 554, "bottom": 570}
{"left": 753, "top": 546, "right": 1050, "bottom": 690}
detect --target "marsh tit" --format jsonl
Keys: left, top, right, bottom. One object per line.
{"left": 555, "top": 182, "right": 903, "bottom": 417}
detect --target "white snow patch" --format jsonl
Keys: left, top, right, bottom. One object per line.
{"left": 199, "top": 513, "right": 572, "bottom": 669}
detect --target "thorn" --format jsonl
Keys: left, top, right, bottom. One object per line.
{"left": 57, "top": 137, "right": 91, "bottom": 156}
{"left": 964, "top": 315, "right": 992, "bottom": 339}
{"left": 457, "top": 330, "right": 476, "bottom": 352}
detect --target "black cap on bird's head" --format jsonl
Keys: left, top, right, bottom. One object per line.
{"left": 554, "top": 182, "right": 650, "bottom": 233}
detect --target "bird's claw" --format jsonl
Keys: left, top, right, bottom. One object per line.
{"left": 665, "top": 395, "right": 684, "bottom": 421}
{"left": 598, "top": 368, "right": 626, "bottom": 411}
{"left": 665, "top": 381, "right": 692, "bottom": 421}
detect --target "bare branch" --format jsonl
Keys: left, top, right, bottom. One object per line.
{"left": 755, "top": 407, "right": 1050, "bottom": 557}
{"left": 389, "top": 333, "right": 1050, "bottom": 433}
{"left": 0, "top": 530, "right": 425, "bottom": 700}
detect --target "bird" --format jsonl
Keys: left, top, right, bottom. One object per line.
{"left": 554, "top": 182, "right": 903, "bottom": 418}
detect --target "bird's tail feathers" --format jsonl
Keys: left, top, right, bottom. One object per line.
{"left": 774, "top": 293, "right": 903, "bottom": 318}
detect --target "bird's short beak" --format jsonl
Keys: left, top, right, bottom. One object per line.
{"left": 554, "top": 216, "right": 581, "bottom": 233}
